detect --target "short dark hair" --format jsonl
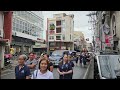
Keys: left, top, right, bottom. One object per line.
{"left": 63, "top": 54, "right": 68, "bottom": 58}
{"left": 63, "top": 53, "right": 68, "bottom": 56}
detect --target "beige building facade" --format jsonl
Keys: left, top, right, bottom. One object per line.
{"left": 73, "top": 31, "right": 86, "bottom": 50}
{"left": 47, "top": 13, "right": 74, "bottom": 52}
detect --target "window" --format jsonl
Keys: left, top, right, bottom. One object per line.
{"left": 56, "top": 20, "right": 61, "bottom": 26}
{"left": 20, "top": 25, "right": 22, "bottom": 32}
{"left": 13, "top": 18, "right": 15, "bottom": 23}
{"left": 62, "top": 27, "right": 65, "bottom": 33}
{"left": 14, "top": 18, "right": 16, "bottom": 23}
{"left": 16, "top": 27, "right": 18, "bottom": 31}
{"left": 49, "top": 36, "right": 54, "bottom": 40}
{"left": 22, "top": 21, "right": 24, "bottom": 26}
{"left": 16, "top": 24, "right": 18, "bottom": 28}
{"left": 56, "top": 27, "right": 61, "bottom": 33}
{"left": 13, "top": 27, "right": 15, "bottom": 31}
{"left": 16, "top": 19, "right": 19, "bottom": 24}
{"left": 63, "top": 34, "right": 65, "bottom": 40}
{"left": 13, "top": 22, "right": 15, "bottom": 27}
{"left": 56, "top": 36, "right": 61, "bottom": 40}
{"left": 20, "top": 20, "right": 22, "bottom": 25}
{"left": 52, "top": 36, "right": 54, "bottom": 39}
{"left": 49, "top": 42, "right": 55, "bottom": 46}
{"left": 70, "top": 34, "right": 71, "bottom": 40}
{"left": 62, "top": 20, "right": 65, "bottom": 27}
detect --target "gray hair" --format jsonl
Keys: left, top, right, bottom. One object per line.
{"left": 19, "top": 54, "right": 28, "bottom": 61}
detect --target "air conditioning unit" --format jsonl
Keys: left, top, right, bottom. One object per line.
{"left": 0, "top": 29, "right": 3, "bottom": 38}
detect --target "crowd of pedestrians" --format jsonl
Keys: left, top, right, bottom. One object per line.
{"left": 15, "top": 48, "right": 91, "bottom": 79}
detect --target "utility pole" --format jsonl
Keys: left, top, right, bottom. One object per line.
{"left": 86, "top": 11, "right": 97, "bottom": 52}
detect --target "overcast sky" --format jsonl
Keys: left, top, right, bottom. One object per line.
{"left": 42, "top": 11, "right": 93, "bottom": 43}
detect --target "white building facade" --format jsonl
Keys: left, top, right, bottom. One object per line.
{"left": 11, "top": 11, "right": 44, "bottom": 54}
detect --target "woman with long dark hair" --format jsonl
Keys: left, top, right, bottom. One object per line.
{"left": 57, "top": 54, "right": 73, "bottom": 79}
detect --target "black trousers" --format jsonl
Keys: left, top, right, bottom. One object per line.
{"left": 76, "top": 57, "right": 78, "bottom": 64}
{"left": 59, "top": 75, "right": 71, "bottom": 79}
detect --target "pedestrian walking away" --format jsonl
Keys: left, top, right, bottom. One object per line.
{"left": 31, "top": 58, "right": 54, "bottom": 79}
{"left": 15, "top": 54, "right": 31, "bottom": 79}
{"left": 81, "top": 51, "right": 87, "bottom": 67}
{"left": 25, "top": 52, "right": 37, "bottom": 76}
{"left": 57, "top": 54, "right": 73, "bottom": 79}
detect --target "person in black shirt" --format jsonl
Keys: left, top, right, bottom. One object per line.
{"left": 57, "top": 54, "right": 72, "bottom": 79}
{"left": 15, "top": 54, "right": 31, "bottom": 79}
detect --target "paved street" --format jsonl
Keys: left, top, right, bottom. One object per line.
{"left": 87, "top": 59, "right": 94, "bottom": 79}
{"left": 1, "top": 60, "right": 88, "bottom": 79}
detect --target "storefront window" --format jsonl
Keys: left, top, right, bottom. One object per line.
{"left": 56, "top": 36, "right": 61, "bottom": 40}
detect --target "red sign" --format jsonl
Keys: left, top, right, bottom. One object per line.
{"left": 105, "top": 35, "right": 109, "bottom": 43}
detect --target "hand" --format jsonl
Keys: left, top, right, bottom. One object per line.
{"left": 62, "top": 72, "right": 67, "bottom": 75}
{"left": 59, "top": 72, "right": 64, "bottom": 75}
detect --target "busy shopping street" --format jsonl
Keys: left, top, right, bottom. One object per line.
{"left": 0, "top": 11, "right": 120, "bottom": 79}
{"left": 1, "top": 55, "right": 94, "bottom": 79}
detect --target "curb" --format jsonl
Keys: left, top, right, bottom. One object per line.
{"left": 83, "top": 58, "right": 93, "bottom": 79}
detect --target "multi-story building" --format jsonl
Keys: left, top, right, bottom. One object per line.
{"left": 11, "top": 11, "right": 44, "bottom": 55}
{"left": 95, "top": 11, "right": 120, "bottom": 52}
{"left": 110, "top": 11, "right": 120, "bottom": 51}
{"left": 73, "top": 31, "right": 85, "bottom": 51}
{"left": 47, "top": 13, "right": 74, "bottom": 53}
{"left": 0, "top": 11, "right": 13, "bottom": 68}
